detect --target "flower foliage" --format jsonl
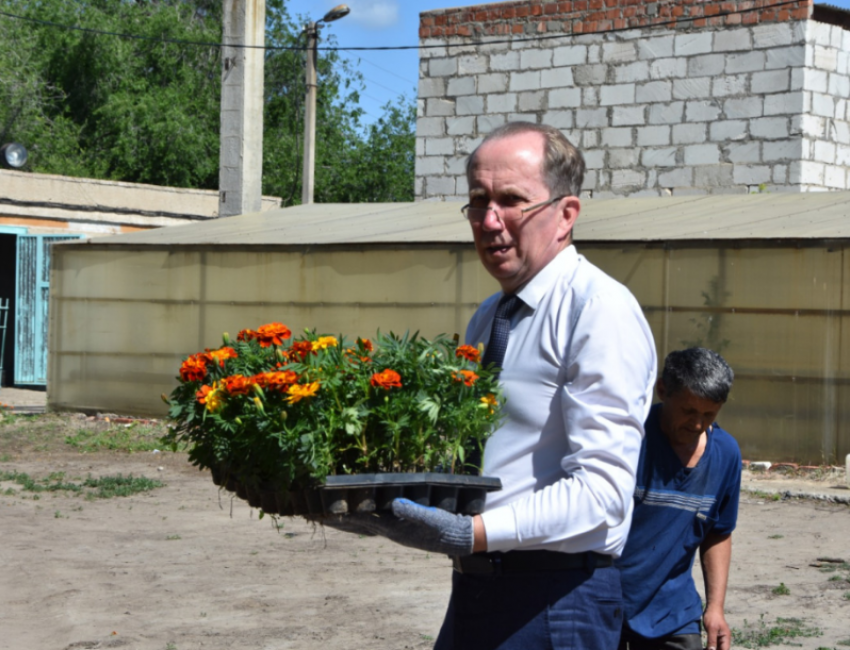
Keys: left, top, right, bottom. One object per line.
{"left": 162, "top": 325, "right": 503, "bottom": 493}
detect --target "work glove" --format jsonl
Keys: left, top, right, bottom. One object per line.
{"left": 318, "top": 497, "right": 475, "bottom": 557}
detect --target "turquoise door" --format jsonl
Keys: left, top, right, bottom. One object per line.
{"left": 15, "top": 234, "right": 83, "bottom": 385}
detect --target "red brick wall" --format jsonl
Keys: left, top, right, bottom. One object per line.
{"left": 419, "top": 0, "right": 813, "bottom": 38}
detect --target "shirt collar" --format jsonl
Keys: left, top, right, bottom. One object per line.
{"left": 514, "top": 245, "right": 578, "bottom": 311}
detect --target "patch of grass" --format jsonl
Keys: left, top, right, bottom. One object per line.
{"left": 82, "top": 474, "right": 164, "bottom": 498}
{"left": 0, "top": 470, "right": 163, "bottom": 498}
{"left": 747, "top": 489, "right": 782, "bottom": 501}
{"left": 0, "top": 469, "right": 83, "bottom": 493}
{"left": 771, "top": 582, "right": 791, "bottom": 596}
{"left": 837, "top": 638, "right": 850, "bottom": 647}
{"left": 828, "top": 574, "right": 846, "bottom": 582}
{"left": 165, "top": 534, "right": 181, "bottom": 541}
{"left": 64, "top": 422, "right": 164, "bottom": 453}
{"left": 732, "top": 616, "right": 822, "bottom": 648}
{"left": 768, "top": 534, "right": 784, "bottom": 539}
{"left": 1, "top": 413, "right": 173, "bottom": 457}
{"left": 844, "top": 591, "right": 850, "bottom": 601}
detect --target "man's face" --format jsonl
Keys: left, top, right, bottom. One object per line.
{"left": 657, "top": 380, "right": 724, "bottom": 442}
{"left": 466, "top": 132, "right": 578, "bottom": 294}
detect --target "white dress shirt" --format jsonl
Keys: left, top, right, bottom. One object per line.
{"left": 466, "top": 245, "right": 657, "bottom": 558}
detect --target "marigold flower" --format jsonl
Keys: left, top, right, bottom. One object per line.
{"left": 180, "top": 353, "right": 209, "bottom": 382}
{"left": 290, "top": 340, "right": 314, "bottom": 359}
{"left": 455, "top": 344, "right": 481, "bottom": 364}
{"left": 357, "top": 338, "right": 374, "bottom": 352}
{"left": 236, "top": 329, "right": 256, "bottom": 342}
{"left": 453, "top": 370, "right": 479, "bottom": 387}
{"left": 223, "top": 374, "right": 254, "bottom": 395}
{"left": 196, "top": 382, "right": 225, "bottom": 412}
{"left": 255, "top": 323, "right": 292, "bottom": 348}
{"left": 311, "top": 336, "right": 338, "bottom": 351}
{"left": 286, "top": 381, "right": 320, "bottom": 404}
{"left": 371, "top": 369, "right": 402, "bottom": 390}
{"left": 480, "top": 393, "right": 498, "bottom": 414}
{"left": 207, "top": 346, "right": 238, "bottom": 367}
{"left": 252, "top": 370, "right": 298, "bottom": 390}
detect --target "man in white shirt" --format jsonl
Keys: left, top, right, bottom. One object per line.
{"left": 329, "top": 122, "right": 657, "bottom": 649}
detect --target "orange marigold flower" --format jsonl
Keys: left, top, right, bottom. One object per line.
{"left": 196, "top": 384, "right": 213, "bottom": 404}
{"left": 180, "top": 353, "right": 209, "bottom": 382}
{"left": 286, "top": 381, "right": 320, "bottom": 404}
{"left": 236, "top": 329, "right": 256, "bottom": 342}
{"left": 223, "top": 374, "right": 254, "bottom": 395}
{"left": 371, "top": 369, "right": 402, "bottom": 390}
{"left": 311, "top": 335, "right": 338, "bottom": 351}
{"left": 253, "top": 370, "right": 298, "bottom": 390}
{"left": 358, "top": 338, "right": 374, "bottom": 352}
{"left": 453, "top": 370, "right": 479, "bottom": 386}
{"left": 255, "top": 323, "right": 292, "bottom": 348}
{"left": 455, "top": 344, "right": 480, "bottom": 364}
{"left": 290, "top": 340, "right": 314, "bottom": 359}
{"left": 207, "top": 346, "right": 237, "bottom": 367}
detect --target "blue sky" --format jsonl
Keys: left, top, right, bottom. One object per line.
{"left": 284, "top": 0, "right": 850, "bottom": 124}
{"left": 284, "top": 1, "right": 464, "bottom": 123}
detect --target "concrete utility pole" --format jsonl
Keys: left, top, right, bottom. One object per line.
{"left": 219, "top": 0, "right": 265, "bottom": 218}
{"left": 301, "top": 22, "right": 318, "bottom": 206}
{"left": 301, "top": 5, "right": 350, "bottom": 205}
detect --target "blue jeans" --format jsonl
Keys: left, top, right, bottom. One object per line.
{"left": 434, "top": 564, "right": 623, "bottom": 650}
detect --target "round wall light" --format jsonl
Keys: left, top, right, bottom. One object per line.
{"left": 1, "top": 143, "right": 28, "bottom": 169}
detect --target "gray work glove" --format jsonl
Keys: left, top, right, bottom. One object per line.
{"left": 318, "top": 497, "right": 475, "bottom": 557}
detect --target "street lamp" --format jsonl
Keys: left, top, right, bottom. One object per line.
{"left": 302, "top": 4, "right": 350, "bottom": 205}
{"left": 1, "top": 143, "right": 28, "bottom": 169}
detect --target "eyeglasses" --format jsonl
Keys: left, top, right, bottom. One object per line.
{"left": 460, "top": 195, "right": 566, "bottom": 225}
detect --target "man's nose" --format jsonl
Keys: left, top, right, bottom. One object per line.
{"left": 481, "top": 206, "right": 504, "bottom": 230}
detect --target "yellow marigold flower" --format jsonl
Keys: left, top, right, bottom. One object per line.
{"left": 480, "top": 393, "right": 498, "bottom": 414}
{"left": 286, "top": 381, "right": 320, "bottom": 404}
{"left": 311, "top": 336, "right": 338, "bottom": 351}
{"left": 197, "top": 381, "right": 226, "bottom": 413}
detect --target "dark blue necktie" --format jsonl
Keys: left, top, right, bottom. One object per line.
{"left": 465, "top": 294, "right": 523, "bottom": 474}
{"left": 481, "top": 294, "right": 523, "bottom": 377}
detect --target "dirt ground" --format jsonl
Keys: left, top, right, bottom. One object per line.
{"left": 1, "top": 414, "right": 848, "bottom": 650}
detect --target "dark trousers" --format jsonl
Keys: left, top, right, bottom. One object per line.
{"left": 434, "top": 563, "right": 622, "bottom": 650}
{"left": 618, "top": 626, "right": 703, "bottom": 650}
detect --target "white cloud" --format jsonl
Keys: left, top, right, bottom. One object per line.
{"left": 339, "top": 0, "right": 400, "bottom": 30}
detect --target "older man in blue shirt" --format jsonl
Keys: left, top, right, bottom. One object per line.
{"left": 617, "top": 348, "right": 740, "bottom": 650}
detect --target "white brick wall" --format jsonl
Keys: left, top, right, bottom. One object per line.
{"left": 416, "top": 18, "right": 850, "bottom": 199}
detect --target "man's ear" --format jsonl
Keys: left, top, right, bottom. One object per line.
{"left": 655, "top": 378, "right": 666, "bottom": 401}
{"left": 558, "top": 196, "right": 580, "bottom": 242}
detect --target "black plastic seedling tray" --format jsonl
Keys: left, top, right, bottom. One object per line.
{"left": 320, "top": 473, "right": 502, "bottom": 515}
{"left": 210, "top": 467, "right": 501, "bottom": 517}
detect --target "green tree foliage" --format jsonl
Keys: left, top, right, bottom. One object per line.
{"left": 0, "top": 0, "right": 415, "bottom": 203}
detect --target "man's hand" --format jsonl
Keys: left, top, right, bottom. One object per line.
{"left": 700, "top": 533, "right": 733, "bottom": 650}
{"left": 703, "top": 604, "right": 731, "bottom": 650}
{"left": 318, "top": 498, "right": 475, "bottom": 556}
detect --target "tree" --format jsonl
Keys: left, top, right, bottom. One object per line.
{"left": 0, "top": 0, "right": 415, "bottom": 203}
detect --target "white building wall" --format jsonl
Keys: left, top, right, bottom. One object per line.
{"left": 416, "top": 19, "right": 850, "bottom": 200}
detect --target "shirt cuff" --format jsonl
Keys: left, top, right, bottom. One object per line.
{"left": 480, "top": 506, "right": 519, "bottom": 553}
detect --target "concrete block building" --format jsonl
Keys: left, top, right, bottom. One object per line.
{"left": 416, "top": 0, "right": 850, "bottom": 199}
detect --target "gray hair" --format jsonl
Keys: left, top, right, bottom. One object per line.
{"left": 661, "top": 348, "right": 734, "bottom": 404}
{"left": 466, "top": 122, "right": 586, "bottom": 198}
